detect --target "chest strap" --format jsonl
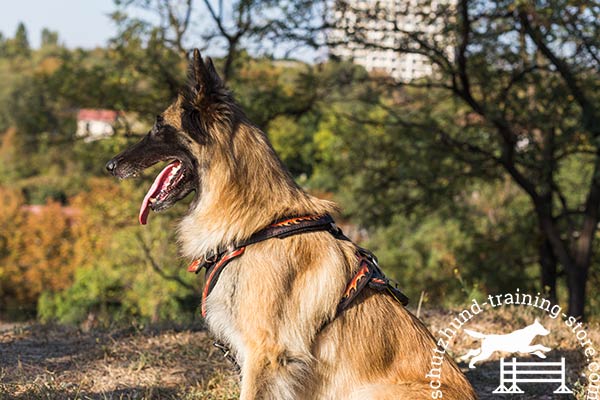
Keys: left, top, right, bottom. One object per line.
{"left": 187, "top": 214, "right": 408, "bottom": 317}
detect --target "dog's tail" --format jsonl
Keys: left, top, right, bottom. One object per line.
{"left": 464, "top": 329, "right": 486, "bottom": 339}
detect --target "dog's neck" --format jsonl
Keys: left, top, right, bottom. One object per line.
{"left": 178, "top": 122, "right": 334, "bottom": 259}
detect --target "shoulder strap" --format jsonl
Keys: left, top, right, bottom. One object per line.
{"left": 337, "top": 252, "right": 409, "bottom": 315}
{"left": 238, "top": 215, "right": 335, "bottom": 247}
{"left": 188, "top": 214, "right": 336, "bottom": 274}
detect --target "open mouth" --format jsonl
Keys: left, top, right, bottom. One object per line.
{"left": 139, "top": 160, "right": 186, "bottom": 225}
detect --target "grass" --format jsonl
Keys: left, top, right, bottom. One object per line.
{"left": 0, "top": 322, "right": 239, "bottom": 399}
{"left": 0, "top": 307, "right": 598, "bottom": 399}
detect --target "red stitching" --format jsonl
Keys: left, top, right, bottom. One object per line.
{"left": 342, "top": 261, "right": 369, "bottom": 299}
{"left": 271, "top": 215, "right": 321, "bottom": 227}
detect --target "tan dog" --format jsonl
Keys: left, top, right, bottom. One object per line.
{"left": 107, "top": 50, "right": 476, "bottom": 400}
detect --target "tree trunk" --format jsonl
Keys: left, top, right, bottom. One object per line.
{"left": 566, "top": 263, "right": 587, "bottom": 319}
{"left": 538, "top": 236, "right": 557, "bottom": 305}
{"left": 535, "top": 201, "right": 588, "bottom": 319}
{"left": 222, "top": 40, "right": 238, "bottom": 82}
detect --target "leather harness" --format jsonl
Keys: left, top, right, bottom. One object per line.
{"left": 187, "top": 214, "right": 409, "bottom": 318}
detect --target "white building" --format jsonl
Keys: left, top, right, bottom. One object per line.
{"left": 331, "top": 0, "right": 448, "bottom": 82}
{"left": 76, "top": 109, "right": 119, "bottom": 142}
{"left": 337, "top": 47, "right": 434, "bottom": 82}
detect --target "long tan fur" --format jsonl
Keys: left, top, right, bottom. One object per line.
{"left": 158, "top": 51, "right": 476, "bottom": 399}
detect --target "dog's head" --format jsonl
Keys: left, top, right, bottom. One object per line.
{"left": 532, "top": 318, "right": 550, "bottom": 336}
{"left": 106, "top": 49, "right": 236, "bottom": 224}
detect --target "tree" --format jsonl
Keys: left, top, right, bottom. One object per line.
{"left": 7, "top": 22, "right": 31, "bottom": 58}
{"left": 0, "top": 195, "right": 75, "bottom": 312}
{"left": 41, "top": 28, "right": 59, "bottom": 48}
{"left": 314, "top": 0, "right": 600, "bottom": 318}
{"left": 311, "top": 93, "right": 542, "bottom": 303}
{"left": 111, "top": 0, "right": 310, "bottom": 81}
{"left": 0, "top": 33, "right": 6, "bottom": 57}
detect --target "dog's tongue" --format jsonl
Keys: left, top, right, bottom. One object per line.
{"left": 139, "top": 161, "right": 180, "bottom": 225}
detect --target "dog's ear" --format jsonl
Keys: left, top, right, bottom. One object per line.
{"left": 187, "top": 49, "right": 223, "bottom": 101}
{"left": 181, "top": 49, "right": 226, "bottom": 141}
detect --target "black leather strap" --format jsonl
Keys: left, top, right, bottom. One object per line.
{"left": 239, "top": 214, "right": 335, "bottom": 247}
{"left": 192, "top": 215, "right": 336, "bottom": 274}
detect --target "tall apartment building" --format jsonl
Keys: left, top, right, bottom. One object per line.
{"left": 331, "top": 0, "right": 446, "bottom": 82}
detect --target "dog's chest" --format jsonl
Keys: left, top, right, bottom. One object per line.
{"left": 203, "top": 263, "right": 247, "bottom": 366}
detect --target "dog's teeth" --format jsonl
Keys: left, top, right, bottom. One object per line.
{"left": 150, "top": 198, "right": 157, "bottom": 204}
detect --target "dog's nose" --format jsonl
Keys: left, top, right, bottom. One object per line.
{"left": 105, "top": 159, "right": 118, "bottom": 173}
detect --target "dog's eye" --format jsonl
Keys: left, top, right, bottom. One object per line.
{"left": 155, "top": 115, "right": 164, "bottom": 128}
{"left": 151, "top": 116, "right": 164, "bottom": 136}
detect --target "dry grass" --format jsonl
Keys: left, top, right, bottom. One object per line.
{"left": 0, "top": 307, "right": 598, "bottom": 399}
{"left": 0, "top": 323, "right": 239, "bottom": 399}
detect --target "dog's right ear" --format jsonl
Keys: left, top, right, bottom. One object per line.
{"left": 186, "top": 49, "right": 224, "bottom": 105}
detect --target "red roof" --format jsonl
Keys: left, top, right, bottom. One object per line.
{"left": 77, "top": 109, "right": 119, "bottom": 122}
{"left": 21, "top": 205, "right": 81, "bottom": 218}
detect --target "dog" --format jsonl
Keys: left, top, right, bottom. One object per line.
{"left": 461, "top": 318, "right": 551, "bottom": 368}
{"left": 106, "top": 49, "right": 476, "bottom": 400}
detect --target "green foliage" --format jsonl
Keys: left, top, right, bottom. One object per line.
{"left": 317, "top": 95, "right": 543, "bottom": 304}
{"left": 36, "top": 177, "right": 198, "bottom": 326}
{"left": 38, "top": 251, "right": 195, "bottom": 326}
{"left": 268, "top": 115, "right": 316, "bottom": 179}
{"left": 367, "top": 214, "right": 473, "bottom": 305}
{"left": 38, "top": 263, "right": 127, "bottom": 324}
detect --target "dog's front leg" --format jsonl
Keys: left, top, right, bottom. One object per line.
{"left": 239, "top": 352, "right": 267, "bottom": 400}
{"left": 239, "top": 344, "right": 312, "bottom": 400}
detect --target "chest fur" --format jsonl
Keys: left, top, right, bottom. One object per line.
{"left": 203, "top": 261, "right": 248, "bottom": 366}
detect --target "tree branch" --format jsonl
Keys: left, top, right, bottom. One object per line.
{"left": 136, "top": 233, "right": 196, "bottom": 291}
{"left": 202, "top": 0, "right": 233, "bottom": 41}
{"left": 163, "top": 0, "right": 192, "bottom": 56}
{"left": 520, "top": 9, "right": 600, "bottom": 138}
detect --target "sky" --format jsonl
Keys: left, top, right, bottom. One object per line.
{"left": 0, "top": 0, "right": 321, "bottom": 61}
{"left": 0, "top": 0, "right": 116, "bottom": 49}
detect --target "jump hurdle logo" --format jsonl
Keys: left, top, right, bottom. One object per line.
{"left": 460, "top": 319, "right": 572, "bottom": 394}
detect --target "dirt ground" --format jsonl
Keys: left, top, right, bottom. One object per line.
{"left": 1, "top": 308, "right": 598, "bottom": 399}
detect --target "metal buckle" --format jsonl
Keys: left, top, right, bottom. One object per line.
{"left": 213, "top": 341, "right": 240, "bottom": 371}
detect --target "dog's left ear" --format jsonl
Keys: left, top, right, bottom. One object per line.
{"left": 182, "top": 49, "right": 226, "bottom": 141}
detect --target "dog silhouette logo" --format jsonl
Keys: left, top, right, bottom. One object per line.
{"left": 461, "top": 318, "right": 551, "bottom": 369}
